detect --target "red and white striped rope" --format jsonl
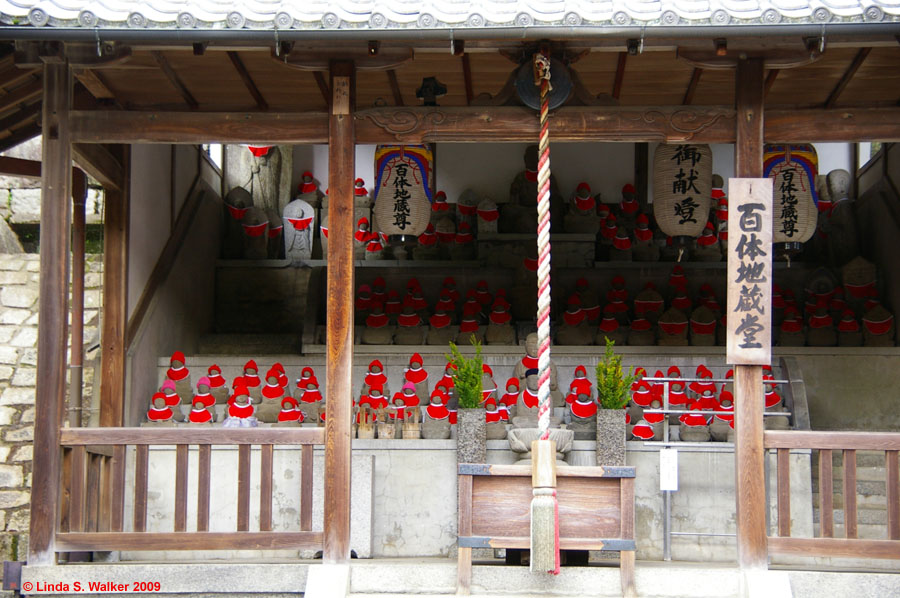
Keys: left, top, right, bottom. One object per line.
{"left": 534, "top": 51, "right": 553, "bottom": 440}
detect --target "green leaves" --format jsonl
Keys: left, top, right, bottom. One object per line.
{"left": 446, "top": 335, "right": 484, "bottom": 409}
{"left": 595, "top": 338, "right": 636, "bottom": 410}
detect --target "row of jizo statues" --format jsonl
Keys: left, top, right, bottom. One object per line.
{"left": 222, "top": 143, "right": 862, "bottom": 273}
{"left": 146, "top": 338, "right": 788, "bottom": 447}
{"left": 349, "top": 253, "right": 894, "bottom": 348}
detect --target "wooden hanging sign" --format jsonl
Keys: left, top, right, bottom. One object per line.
{"left": 726, "top": 178, "right": 773, "bottom": 365}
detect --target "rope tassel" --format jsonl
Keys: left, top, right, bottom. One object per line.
{"left": 529, "top": 48, "right": 560, "bottom": 576}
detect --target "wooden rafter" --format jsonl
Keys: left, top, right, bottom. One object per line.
{"left": 312, "top": 71, "right": 330, "bottom": 107}
{"left": 0, "top": 78, "right": 43, "bottom": 113}
{"left": 462, "top": 54, "right": 474, "bottom": 106}
{"left": 386, "top": 70, "right": 404, "bottom": 107}
{"left": 612, "top": 52, "right": 627, "bottom": 100}
{"left": 0, "top": 121, "right": 40, "bottom": 153}
{"left": 150, "top": 51, "right": 198, "bottom": 110}
{"left": 0, "top": 67, "right": 38, "bottom": 92}
{"left": 764, "top": 69, "right": 780, "bottom": 98}
{"left": 75, "top": 69, "right": 115, "bottom": 100}
{"left": 824, "top": 47, "right": 871, "bottom": 109}
{"left": 227, "top": 51, "right": 268, "bottom": 111}
{"left": 682, "top": 68, "right": 702, "bottom": 105}
{"left": 0, "top": 101, "right": 41, "bottom": 133}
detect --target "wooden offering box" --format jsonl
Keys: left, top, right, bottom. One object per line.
{"left": 457, "top": 463, "right": 636, "bottom": 596}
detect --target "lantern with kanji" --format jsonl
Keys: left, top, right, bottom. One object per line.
{"left": 372, "top": 145, "right": 434, "bottom": 238}
{"left": 652, "top": 144, "right": 713, "bottom": 259}
{"left": 764, "top": 144, "right": 818, "bottom": 259}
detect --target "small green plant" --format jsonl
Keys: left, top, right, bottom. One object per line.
{"left": 446, "top": 336, "right": 484, "bottom": 409}
{"left": 595, "top": 338, "right": 636, "bottom": 410}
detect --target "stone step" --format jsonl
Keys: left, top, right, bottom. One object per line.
{"left": 196, "top": 333, "right": 301, "bottom": 355}
{"left": 812, "top": 491, "right": 887, "bottom": 510}
{"left": 347, "top": 561, "right": 744, "bottom": 598}
{"left": 812, "top": 450, "right": 887, "bottom": 469}
{"left": 813, "top": 506, "right": 888, "bottom": 525}
{"left": 811, "top": 477, "right": 886, "bottom": 497}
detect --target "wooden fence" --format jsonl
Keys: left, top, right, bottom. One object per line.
{"left": 56, "top": 427, "right": 324, "bottom": 553}
{"left": 766, "top": 430, "right": 900, "bottom": 560}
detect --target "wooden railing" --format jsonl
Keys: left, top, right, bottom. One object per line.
{"left": 766, "top": 430, "right": 900, "bottom": 560}
{"left": 57, "top": 427, "right": 324, "bottom": 553}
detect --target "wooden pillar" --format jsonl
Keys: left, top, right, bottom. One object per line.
{"left": 68, "top": 170, "right": 86, "bottom": 428}
{"left": 323, "top": 60, "right": 355, "bottom": 564}
{"left": 28, "top": 61, "right": 72, "bottom": 565}
{"left": 99, "top": 146, "right": 129, "bottom": 427}
{"left": 733, "top": 57, "right": 768, "bottom": 570}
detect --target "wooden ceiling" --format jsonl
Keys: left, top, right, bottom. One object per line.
{"left": 0, "top": 40, "right": 897, "bottom": 151}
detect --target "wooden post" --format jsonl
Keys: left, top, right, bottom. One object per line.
{"left": 323, "top": 60, "right": 355, "bottom": 564}
{"left": 69, "top": 170, "right": 86, "bottom": 428}
{"left": 99, "top": 146, "right": 129, "bottom": 427}
{"left": 733, "top": 56, "right": 768, "bottom": 571}
{"left": 28, "top": 61, "right": 73, "bottom": 565}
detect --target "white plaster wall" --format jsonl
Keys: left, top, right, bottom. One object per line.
{"left": 128, "top": 144, "right": 174, "bottom": 318}
{"left": 174, "top": 145, "right": 201, "bottom": 215}
{"left": 292, "top": 145, "right": 376, "bottom": 196}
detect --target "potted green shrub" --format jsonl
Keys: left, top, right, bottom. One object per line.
{"left": 447, "top": 336, "right": 486, "bottom": 463}
{"left": 595, "top": 338, "right": 636, "bottom": 466}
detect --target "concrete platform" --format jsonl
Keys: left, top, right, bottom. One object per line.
{"left": 19, "top": 559, "right": 900, "bottom": 597}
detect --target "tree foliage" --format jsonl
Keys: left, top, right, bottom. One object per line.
{"left": 595, "top": 338, "right": 636, "bottom": 410}
{"left": 446, "top": 336, "right": 484, "bottom": 409}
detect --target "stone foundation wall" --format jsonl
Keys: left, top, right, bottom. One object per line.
{"left": 0, "top": 252, "right": 103, "bottom": 564}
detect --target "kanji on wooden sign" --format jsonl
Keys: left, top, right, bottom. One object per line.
{"left": 726, "top": 178, "right": 773, "bottom": 365}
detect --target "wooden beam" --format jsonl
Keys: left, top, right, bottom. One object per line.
{"left": 765, "top": 430, "right": 900, "bottom": 450}
{"left": 99, "top": 146, "right": 128, "bottom": 428}
{"left": 612, "top": 52, "right": 627, "bottom": 100}
{"left": 28, "top": 61, "right": 72, "bottom": 566}
{"left": 323, "top": 59, "right": 354, "bottom": 565}
{"left": 312, "top": 71, "right": 330, "bottom": 108}
{"left": 0, "top": 155, "right": 40, "bottom": 177}
{"left": 733, "top": 56, "right": 767, "bottom": 572}
{"left": 73, "top": 143, "right": 123, "bottom": 191}
{"left": 74, "top": 69, "right": 115, "bottom": 100}
{"left": 66, "top": 105, "right": 900, "bottom": 145}
{"left": 227, "top": 51, "right": 268, "bottom": 111}
{"left": 0, "top": 78, "right": 43, "bottom": 113}
{"left": 150, "top": 51, "right": 198, "bottom": 110}
{"left": 386, "top": 69, "right": 403, "bottom": 107}
{"left": 462, "top": 54, "right": 474, "bottom": 106}
{"left": 824, "top": 48, "right": 871, "bottom": 109}
{"left": 764, "top": 69, "right": 779, "bottom": 98}
{"left": 56, "top": 531, "right": 323, "bottom": 552}
{"left": 682, "top": 68, "right": 702, "bottom": 106}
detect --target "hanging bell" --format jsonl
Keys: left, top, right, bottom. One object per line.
{"left": 514, "top": 56, "right": 572, "bottom": 110}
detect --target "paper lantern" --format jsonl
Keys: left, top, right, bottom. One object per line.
{"left": 653, "top": 144, "right": 713, "bottom": 239}
{"left": 764, "top": 144, "right": 818, "bottom": 247}
{"left": 372, "top": 145, "right": 433, "bottom": 237}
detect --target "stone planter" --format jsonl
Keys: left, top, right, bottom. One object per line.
{"left": 596, "top": 409, "right": 626, "bottom": 466}
{"left": 457, "top": 408, "right": 486, "bottom": 463}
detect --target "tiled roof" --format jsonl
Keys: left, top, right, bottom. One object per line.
{"left": 0, "top": 0, "right": 896, "bottom": 31}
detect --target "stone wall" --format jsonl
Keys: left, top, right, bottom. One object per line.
{"left": 0, "top": 252, "right": 103, "bottom": 564}
{"left": 0, "top": 138, "right": 104, "bottom": 225}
